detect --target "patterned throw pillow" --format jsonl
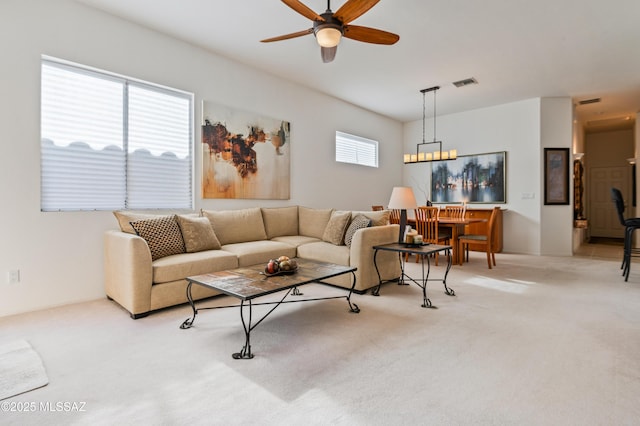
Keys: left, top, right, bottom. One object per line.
{"left": 344, "top": 214, "right": 372, "bottom": 247}
{"left": 130, "top": 215, "right": 186, "bottom": 260}
{"left": 322, "top": 211, "right": 351, "bottom": 245}
{"left": 175, "top": 215, "right": 221, "bottom": 253}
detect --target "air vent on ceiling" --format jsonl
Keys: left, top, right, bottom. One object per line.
{"left": 452, "top": 77, "right": 478, "bottom": 88}
{"left": 578, "top": 97, "right": 601, "bottom": 105}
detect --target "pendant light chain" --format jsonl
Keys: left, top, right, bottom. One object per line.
{"left": 433, "top": 88, "right": 437, "bottom": 143}
{"left": 422, "top": 90, "right": 426, "bottom": 144}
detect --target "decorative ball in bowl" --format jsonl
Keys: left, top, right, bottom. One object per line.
{"left": 264, "top": 256, "right": 298, "bottom": 276}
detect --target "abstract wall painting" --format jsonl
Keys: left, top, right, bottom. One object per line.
{"left": 202, "top": 101, "right": 290, "bottom": 199}
{"left": 431, "top": 151, "right": 506, "bottom": 204}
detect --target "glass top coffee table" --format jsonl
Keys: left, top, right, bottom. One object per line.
{"left": 180, "top": 258, "right": 359, "bottom": 359}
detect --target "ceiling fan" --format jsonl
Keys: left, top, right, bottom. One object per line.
{"left": 261, "top": 0, "right": 400, "bottom": 63}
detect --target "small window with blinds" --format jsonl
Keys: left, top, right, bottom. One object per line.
{"left": 335, "top": 131, "right": 378, "bottom": 168}
{"left": 40, "top": 58, "right": 193, "bottom": 211}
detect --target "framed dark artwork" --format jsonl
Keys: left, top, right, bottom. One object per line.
{"left": 202, "top": 101, "right": 290, "bottom": 199}
{"left": 544, "top": 148, "right": 570, "bottom": 205}
{"left": 431, "top": 151, "right": 506, "bottom": 204}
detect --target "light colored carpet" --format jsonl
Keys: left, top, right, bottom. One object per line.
{"left": 0, "top": 340, "right": 48, "bottom": 401}
{"left": 0, "top": 250, "right": 639, "bottom": 425}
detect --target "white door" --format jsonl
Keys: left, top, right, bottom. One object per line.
{"left": 589, "top": 166, "right": 630, "bottom": 238}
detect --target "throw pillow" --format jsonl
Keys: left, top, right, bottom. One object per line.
{"left": 130, "top": 215, "right": 186, "bottom": 261}
{"left": 350, "top": 210, "right": 390, "bottom": 226}
{"left": 175, "top": 215, "right": 221, "bottom": 253}
{"left": 344, "top": 214, "right": 372, "bottom": 247}
{"left": 113, "top": 211, "right": 158, "bottom": 234}
{"left": 322, "top": 211, "right": 351, "bottom": 245}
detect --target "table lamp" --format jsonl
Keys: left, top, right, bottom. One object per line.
{"left": 388, "top": 186, "right": 418, "bottom": 243}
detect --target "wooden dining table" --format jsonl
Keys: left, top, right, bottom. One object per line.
{"left": 409, "top": 217, "right": 487, "bottom": 266}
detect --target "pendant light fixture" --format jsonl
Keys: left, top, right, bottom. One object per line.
{"left": 404, "top": 86, "right": 457, "bottom": 164}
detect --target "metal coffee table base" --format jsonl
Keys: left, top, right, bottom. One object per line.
{"left": 230, "top": 285, "right": 360, "bottom": 359}
{"left": 180, "top": 263, "right": 359, "bottom": 359}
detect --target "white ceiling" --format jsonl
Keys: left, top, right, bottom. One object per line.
{"left": 76, "top": 0, "right": 640, "bottom": 127}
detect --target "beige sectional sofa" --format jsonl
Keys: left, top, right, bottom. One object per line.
{"left": 104, "top": 206, "right": 400, "bottom": 318}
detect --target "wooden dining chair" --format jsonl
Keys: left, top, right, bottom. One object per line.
{"left": 414, "top": 206, "right": 450, "bottom": 265}
{"left": 389, "top": 209, "right": 401, "bottom": 224}
{"left": 444, "top": 204, "right": 466, "bottom": 219}
{"left": 458, "top": 206, "right": 500, "bottom": 269}
{"left": 371, "top": 205, "right": 384, "bottom": 211}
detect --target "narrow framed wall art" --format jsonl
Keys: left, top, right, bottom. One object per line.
{"left": 544, "top": 147, "right": 570, "bottom": 205}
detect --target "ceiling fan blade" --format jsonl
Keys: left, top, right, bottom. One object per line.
{"left": 343, "top": 25, "right": 399, "bottom": 45}
{"left": 334, "top": 0, "right": 380, "bottom": 24}
{"left": 321, "top": 46, "right": 337, "bottom": 63}
{"left": 261, "top": 28, "right": 314, "bottom": 43}
{"left": 281, "top": 0, "right": 325, "bottom": 22}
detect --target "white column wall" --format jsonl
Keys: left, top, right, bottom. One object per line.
{"left": 540, "top": 97, "right": 573, "bottom": 256}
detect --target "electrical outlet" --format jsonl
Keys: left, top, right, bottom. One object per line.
{"left": 8, "top": 270, "right": 20, "bottom": 284}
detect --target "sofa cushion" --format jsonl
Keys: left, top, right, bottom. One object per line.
{"left": 221, "top": 240, "right": 297, "bottom": 267}
{"left": 351, "top": 210, "right": 390, "bottom": 226}
{"left": 130, "top": 215, "right": 186, "bottom": 261}
{"left": 344, "top": 214, "right": 372, "bottom": 247}
{"left": 297, "top": 241, "right": 350, "bottom": 266}
{"left": 299, "top": 206, "right": 333, "bottom": 238}
{"left": 322, "top": 210, "right": 351, "bottom": 245}
{"left": 261, "top": 206, "right": 298, "bottom": 239}
{"left": 202, "top": 207, "right": 267, "bottom": 245}
{"left": 113, "top": 211, "right": 159, "bottom": 234}
{"left": 175, "top": 215, "right": 221, "bottom": 253}
{"left": 152, "top": 249, "right": 238, "bottom": 284}
{"left": 271, "top": 235, "right": 320, "bottom": 248}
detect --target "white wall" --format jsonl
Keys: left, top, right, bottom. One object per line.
{"left": 404, "top": 97, "right": 574, "bottom": 255}
{"left": 0, "top": 0, "right": 403, "bottom": 317}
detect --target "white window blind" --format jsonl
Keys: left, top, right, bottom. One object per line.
{"left": 40, "top": 59, "right": 193, "bottom": 211}
{"left": 335, "top": 131, "right": 378, "bottom": 168}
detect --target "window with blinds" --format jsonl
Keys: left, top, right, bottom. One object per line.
{"left": 40, "top": 58, "right": 193, "bottom": 211}
{"left": 335, "top": 131, "right": 378, "bottom": 168}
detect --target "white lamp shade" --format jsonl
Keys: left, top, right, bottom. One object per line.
{"left": 388, "top": 187, "right": 418, "bottom": 210}
{"left": 316, "top": 27, "right": 342, "bottom": 47}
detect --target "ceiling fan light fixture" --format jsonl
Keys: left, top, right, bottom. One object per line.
{"left": 315, "top": 26, "right": 342, "bottom": 48}
{"left": 262, "top": 0, "right": 399, "bottom": 62}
